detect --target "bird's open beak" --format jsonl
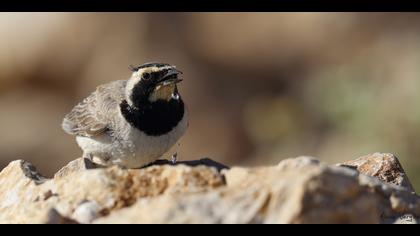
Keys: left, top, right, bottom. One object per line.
{"left": 157, "top": 68, "right": 183, "bottom": 86}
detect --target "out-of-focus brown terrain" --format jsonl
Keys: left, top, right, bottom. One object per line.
{"left": 1, "top": 13, "right": 420, "bottom": 189}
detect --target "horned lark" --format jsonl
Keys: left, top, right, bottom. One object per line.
{"left": 62, "top": 62, "right": 188, "bottom": 168}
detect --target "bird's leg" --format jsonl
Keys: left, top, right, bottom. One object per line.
{"left": 170, "top": 143, "right": 181, "bottom": 165}
{"left": 171, "top": 152, "right": 178, "bottom": 165}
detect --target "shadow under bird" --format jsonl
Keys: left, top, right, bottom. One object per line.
{"left": 62, "top": 62, "right": 188, "bottom": 168}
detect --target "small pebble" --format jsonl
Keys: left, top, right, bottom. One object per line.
{"left": 72, "top": 201, "right": 102, "bottom": 224}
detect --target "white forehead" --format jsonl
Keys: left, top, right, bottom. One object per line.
{"left": 133, "top": 65, "right": 174, "bottom": 77}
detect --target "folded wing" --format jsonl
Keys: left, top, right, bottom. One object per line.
{"left": 62, "top": 80, "right": 126, "bottom": 137}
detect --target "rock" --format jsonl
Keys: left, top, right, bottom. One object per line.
{"left": 46, "top": 208, "right": 78, "bottom": 224}
{"left": 0, "top": 158, "right": 225, "bottom": 223}
{"left": 144, "top": 158, "right": 230, "bottom": 172}
{"left": 277, "top": 155, "right": 320, "bottom": 170}
{"left": 0, "top": 160, "right": 57, "bottom": 223}
{"left": 0, "top": 154, "right": 419, "bottom": 224}
{"left": 71, "top": 201, "right": 103, "bottom": 224}
{"left": 338, "top": 153, "right": 415, "bottom": 193}
{"left": 54, "top": 158, "right": 105, "bottom": 179}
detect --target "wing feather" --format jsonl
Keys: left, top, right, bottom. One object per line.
{"left": 62, "top": 80, "right": 126, "bottom": 137}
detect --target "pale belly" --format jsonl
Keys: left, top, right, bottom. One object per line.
{"left": 76, "top": 112, "right": 188, "bottom": 168}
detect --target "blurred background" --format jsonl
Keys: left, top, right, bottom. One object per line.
{"left": 1, "top": 13, "right": 420, "bottom": 190}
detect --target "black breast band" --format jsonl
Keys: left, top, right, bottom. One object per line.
{"left": 120, "top": 98, "right": 185, "bottom": 136}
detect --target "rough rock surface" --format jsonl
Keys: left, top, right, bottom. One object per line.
{"left": 338, "top": 153, "right": 415, "bottom": 193}
{"left": 0, "top": 153, "right": 419, "bottom": 224}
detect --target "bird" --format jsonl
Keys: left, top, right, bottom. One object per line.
{"left": 62, "top": 62, "right": 188, "bottom": 168}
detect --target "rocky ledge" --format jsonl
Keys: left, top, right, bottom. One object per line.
{"left": 0, "top": 153, "right": 419, "bottom": 224}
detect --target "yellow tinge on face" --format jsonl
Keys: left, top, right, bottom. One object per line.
{"left": 149, "top": 83, "right": 176, "bottom": 102}
{"left": 126, "top": 66, "right": 173, "bottom": 96}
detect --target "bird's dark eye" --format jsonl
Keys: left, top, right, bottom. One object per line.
{"left": 142, "top": 72, "right": 151, "bottom": 80}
